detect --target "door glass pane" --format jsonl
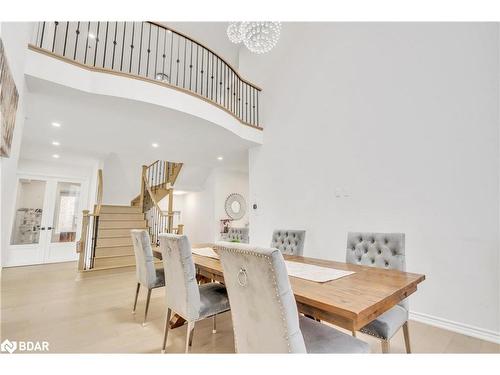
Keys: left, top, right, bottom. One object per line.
{"left": 10, "top": 179, "right": 46, "bottom": 245}
{"left": 51, "top": 182, "right": 81, "bottom": 243}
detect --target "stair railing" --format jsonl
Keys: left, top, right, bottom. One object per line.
{"left": 76, "top": 169, "right": 103, "bottom": 270}
{"left": 141, "top": 161, "right": 184, "bottom": 245}
{"left": 30, "top": 21, "right": 263, "bottom": 128}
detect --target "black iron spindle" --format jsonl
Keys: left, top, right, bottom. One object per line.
{"left": 154, "top": 25, "right": 159, "bottom": 77}
{"left": 51, "top": 21, "right": 58, "bottom": 53}
{"left": 93, "top": 22, "right": 100, "bottom": 67}
{"left": 102, "top": 21, "right": 109, "bottom": 68}
{"left": 73, "top": 22, "right": 80, "bottom": 60}
{"left": 62, "top": 22, "right": 69, "bottom": 56}
{"left": 120, "top": 22, "right": 126, "bottom": 71}
{"left": 175, "top": 34, "right": 180, "bottom": 86}
{"left": 111, "top": 22, "right": 118, "bottom": 70}
{"left": 138, "top": 22, "right": 144, "bottom": 75}
{"left": 129, "top": 22, "right": 135, "bottom": 74}
{"left": 84, "top": 22, "right": 91, "bottom": 64}
{"left": 146, "top": 22, "right": 152, "bottom": 78}
{"left": 189, "top": 41, "right": 193, "bottom": 90}
{"left": 182, "top": 38, "right": 187, "bottom": 88}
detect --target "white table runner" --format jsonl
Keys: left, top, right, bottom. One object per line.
{"left": 192, "top": 247, "right": 219, "bottom": 259}
{"left": 285, "top": 260, "right": 354, "bottom": 283}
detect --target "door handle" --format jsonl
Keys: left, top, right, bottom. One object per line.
{"left": 40, "top": 227, "right": 46, "bottom": 230}
{"left": 47, "top": 226, "right": 53, "bottom": 230}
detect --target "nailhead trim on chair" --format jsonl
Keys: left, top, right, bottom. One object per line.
{"left": 215, "top": 245, "right": 292, "bottom": 353}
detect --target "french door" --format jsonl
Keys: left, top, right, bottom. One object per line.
{"left": 7, "top": 174, "right": 87, "bottom": 266}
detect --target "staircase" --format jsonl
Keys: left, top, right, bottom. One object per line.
{"left": 92, "top": 205, "right": 146, "bottom": 270}
{"left": 77, "top": 160, "right": 183, "bottom": 273}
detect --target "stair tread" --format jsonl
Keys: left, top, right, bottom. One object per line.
{"left": 94, "top": 254, "right": 135, "bottom": 259}
{"left": 96, "top": 244, "right": 133, "bottom": 249}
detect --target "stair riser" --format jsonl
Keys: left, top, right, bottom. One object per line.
{"left": 101, "top": 205, "right": 142, "bottom": 214}
{"left": 98, "top": 228, "right": 135, "bottom": 238}
{"left": 97, "top": 237, "right": 132, "bottom": 248}
{"left": 95, "top": 246, "right": 135, "bottom": 257}
{"left": 100, "top": 213, "right": 145, "bottom": 221}
{"left": 93, "top": 255, "right": 136, "bottom": 268}
{"left": 98, "top": 220, "right": 147, "bottom": 229}
{"left": 100, "top": 205, "right": 142, "bottom": 214}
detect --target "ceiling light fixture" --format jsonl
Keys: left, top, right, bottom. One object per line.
{"left": 227, "top": 22, "right": 281, "bottom": 54}
{"left": 52, "top": 141, "right": 60, "bottom": 146}
{"left": 52, "top": 154, "right": 60, "bottom": 159}
{"left": 88, "top": 33, "right": 96, "bottom": 39}
{"left": 51, "top": 122, "right": 61, "bottom": 127}
{"left": 152, "top": 143, "right": 159, "bottom": 148}
{"left": 217, "top": 156, "right": 224, "bottom": 161}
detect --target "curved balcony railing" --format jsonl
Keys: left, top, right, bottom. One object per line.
{"left": 30, "top": 21, "right": 262, "bottom": 128}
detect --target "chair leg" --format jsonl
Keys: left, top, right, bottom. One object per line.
{"left": 212, "top": 315, "right": 217, "bottom": 334}
{"left": 351, "top": 331, "right": 357, "bottom": 337}
{"left": 132, "top": 283, "right": 140, "bottom": 314}
{"left": 142, "top": 288, "right": 152, "bottom": 326}
{"left": 185, "top": 321, "right": 195, "bottom": 353}
{"left": 402, "top": 322, "right": 411, "bottom": 354}
{"left": 161, "top": 308, "right": 172, "bottom": 353}
{"left": 381, "top": 340, "right": 390, "bottom": 353}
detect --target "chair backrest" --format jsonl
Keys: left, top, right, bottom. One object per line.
{"left": 215, "top": 241, "right": 306, "bottom": 353}
{"left": 270, "top": 230, "right": 306, "bottom": 256}
{"left": 158, "top": 233, "right": 200, "bottom": 321}
{"left": 346, "top": 232, "right": 407, "bottom": 309}
{"left": 226, "top": 227, "right": 249, "bottom": 243}
{"left": 130, "top": 230, "right": 157, "bottom": 288}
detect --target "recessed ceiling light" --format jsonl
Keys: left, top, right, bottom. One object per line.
{"left": 88, "top": 33, "right": 96, "bottom": 39}
{"left": 217, "top": 156, "right": 223, "bottom": 161}
{"left": 51, "top": 122, "right": 61, "bottom": 128}
{"left": 52, "top": 141, "right": 60, "bottom": 146}
{"left": 167, "top": 30, "right": 172, "bottom": 34}
{"left": 152, "top": 143, "right": 159, "bottom": 148}
{"left": 52, "top": 154, "right": 60, "bottom": 159}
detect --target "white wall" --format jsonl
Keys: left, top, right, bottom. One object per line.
{"left": 182, "top": 168, "right": 249, "bottom": 244}
{"left": 240, "top": 23, "right": 500, "bottom": 336}
{"left": 0, "top": 23, "right": 34, "bottom": 267}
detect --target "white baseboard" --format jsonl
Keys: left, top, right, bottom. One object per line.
{"left": 409, "top": 311, "right": 500, "bottom": 344}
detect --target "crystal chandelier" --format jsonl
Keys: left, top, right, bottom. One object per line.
{"left": 226, "top": 22, "right": 281, "bottom": 54}
{"left": 226, "top": 22, "right": 243, "bottom": 44}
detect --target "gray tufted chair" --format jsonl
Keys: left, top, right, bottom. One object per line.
{"left": 346, "top": 232, "right": 410, "bottom": 353}
{"left": 215, "top": 241, "right": 370, "bottom": 353}
{"left": 270, "top": 229, "right": 306, "bottom": 256}
{"left": 130, "top": 230, "right": 165, "bottom": 326}
{"left": 222, "top": 227, "right": 249, "bottom": 243}
{"left": 159, "top": 234, "right": 230, "bottom": 353}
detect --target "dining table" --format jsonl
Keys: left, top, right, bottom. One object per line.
{"left": 152, "top": 245, "right": 425, "bottom": 332}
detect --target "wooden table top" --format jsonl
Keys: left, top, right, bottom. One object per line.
{"left": 153, "top": 248, "right": 425, "bottom": 331}
{"left": 193, "top": 253, "right": 425, "bottom": 330}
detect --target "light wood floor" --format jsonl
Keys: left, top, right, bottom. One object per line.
{"left": 1, "top": 261, "right": 498, "bottom": 354}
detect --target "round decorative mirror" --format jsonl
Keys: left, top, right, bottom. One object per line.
{"left": 225, "top": 193, "right": 246, "bottom": 220}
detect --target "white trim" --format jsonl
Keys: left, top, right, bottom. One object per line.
{"left": 410, "top": 311, "right": 500, "bottom": 344}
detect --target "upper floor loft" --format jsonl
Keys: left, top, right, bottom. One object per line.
{"left": 26, "top": 21, "right": 263, "bottom": 143}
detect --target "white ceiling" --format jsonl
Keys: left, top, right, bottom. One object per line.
{"left": 21, "top": 76, "right": 255, "bottom": 189}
